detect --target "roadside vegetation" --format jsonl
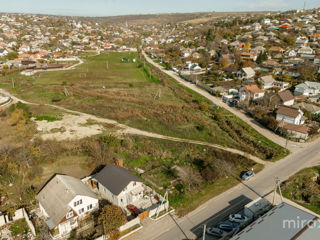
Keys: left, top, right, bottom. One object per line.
{"left": 0, "top": 52, "right": 287, "bottom": 160}
{"left": 282, "top": 166, "right": 320, "bottom": 215}
{"left": 0, "top": 103, "right": 261, "bottom": 217}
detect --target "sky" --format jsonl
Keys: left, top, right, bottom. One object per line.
{"left": 0, "top": 0, "right": 317, "bottom": 17}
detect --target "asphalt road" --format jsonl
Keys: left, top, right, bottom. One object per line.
{"left": 124, "top": 51, "right": 320, "bottom": 240}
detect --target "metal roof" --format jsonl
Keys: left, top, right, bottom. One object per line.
{"left": 231, "top": 203, "right": 320, "bottom": 240}
{"left": 36, "top": 174, "right": 97, "bottom": 228}
{"left": 94, "top": 165, "right": 142, "bottom": 196}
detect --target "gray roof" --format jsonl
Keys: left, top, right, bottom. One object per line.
{"left": 36, "top": 175, "right": 97, "bottom": 228}
{"left": 296, "top": 81, "right": 320, "bottom": 91}
{"left": 94, "top": 165, "right": 142, "bottom": 196}
{"left": 260, "top": 75, "right": 275, "bottom": 84}
{"left": 231, "top": 203, "right": 320, "bottom": 240}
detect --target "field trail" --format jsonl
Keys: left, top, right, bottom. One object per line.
{"left": 0, "top": 87, "right": 268, "bottom": 165}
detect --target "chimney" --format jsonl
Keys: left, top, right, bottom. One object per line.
{"left": 115, "top": 159, "right": 123, "bottom": 167}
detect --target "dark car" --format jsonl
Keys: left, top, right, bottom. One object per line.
{"left": 217, "top": 222, "right": 238, "bottom": 232}
{"left": 127, "top": 204, "right": 140, "bottom": 216}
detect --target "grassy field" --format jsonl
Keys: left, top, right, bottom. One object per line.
{"left": 282, "top": 166, "right": 320, "bottom": 215}
{"left": 0, "top": 52, "right": 287, "bottom": 160}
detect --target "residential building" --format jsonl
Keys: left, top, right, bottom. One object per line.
{"left": 36, "top": 175, "right": 99, "bottom": 239}
{"left": 93, "top": 165, "right": 144, "bottom": 209}
{"left": 239, "top": 84, "right": 264, "bottom": 101}
{"left": 294, "top": 81, "right": 320, "bottom": 96}
{"left": 237, "top": 67, "right": 255, "bottom": 79}
{"left": 231, "top": 202, "right": 320, "bottom": 240}
{"left": 276, "top": 106, "right": 305, "bottom": 125}
{"left": 259, "top": 75, "right": 275, "bottom": 89}
{"left": 278, "top": 90, "right": 294, "bottom": 106}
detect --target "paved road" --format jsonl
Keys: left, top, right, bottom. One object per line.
{"left": 127, "top": 131, "right": 320, "bottom": 240}
{"left": 142, "top": 51, "right": 299, "bottom": 151}
{"left": 123, "top": 51, "right": 320, "bottom": 240}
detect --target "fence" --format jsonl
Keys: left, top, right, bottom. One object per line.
{"left": 119, "top": 217, "right": 140, "bottom": 232}
{"left": 0, "top": 208, "right": 36, "bottom": 236}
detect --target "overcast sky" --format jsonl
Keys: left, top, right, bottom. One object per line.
{"left": 0, "top": 0, "right": 316, "bottom": 16}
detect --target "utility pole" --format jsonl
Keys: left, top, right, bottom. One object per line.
{"left": 304, "top": 1, "right": 306, "bottom": 11}
{"left": 202, "top": 224, "right": 207, "bottom": 240}
{"left": 106, "top": 61, "right": 109, "bottom": 70}
{"left": 11, "top": 79, "right": 15, "bottom": 89}
{"left": 272, "top": 177, "right": 284, "bottom": 205}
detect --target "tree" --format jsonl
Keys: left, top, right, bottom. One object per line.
{"left": 6, "top": 52, "right": 18, "bottom": 60}
{"left": 98, "top": 205, "right": 126, "bottom": 240}
{"left": 244, "top": 41, "right": 251, "bottom": 52}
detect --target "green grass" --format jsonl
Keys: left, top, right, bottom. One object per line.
{"left": 282, "top": 166, "right": 320, "bottom": 215}
{"left": 0, "top": 52, "right": 286, "bottom": 161}
{"left": 35, "top": 115, "right": 63, "bottom": 122}
{"left": 10, "top": 219, "right": 29, "bottom": 236}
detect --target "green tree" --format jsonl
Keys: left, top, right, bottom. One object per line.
{"left": 98, "top": 205, "right": 126, "bottom": 240}
{"left": 6, "top": 52, "right": 18, "bottom": 60}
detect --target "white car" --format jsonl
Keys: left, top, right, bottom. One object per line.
{"left": 206, "top": 227, "right": 227, "bottom": 237}
{"left": 229, "top": 214, "right": 248, "bottom": 223}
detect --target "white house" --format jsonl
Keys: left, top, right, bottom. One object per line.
{"left": 93, "top": 165, "right": 144, "bottom": 209}
{"left": 36, "top": 175, "right": 99, "bottom": 239}
{"left": 237, "top": 67, "right": 255, "bottom": 79}
{"left": 298, "top": 46, "right": 314, "bottom": 55}
{"left": 0, "top": 49, "right": 8, "bottom": 57}
{"left": 259, "top": 75, "right": 275, "bottom": 89}
{"left": 294, "top": 81, "right": 320, "bottom": 96}
{"left": 278, "top": 90, "right": 294, "bottom": 106}
{"left": 262, "top": 18, "right": 271, "bottom": 25}
{"left": 276, "top": 106, "right": 305, "bottom": 125}
{"left": 239, "top": 84, "right": 265, "bottom": 101}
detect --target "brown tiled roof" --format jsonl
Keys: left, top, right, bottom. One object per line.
{"left": 277, "top": 106, "right": 300, "bottom": 118}
{"left": 278, "top": 90, "right": 294, "bottom": 103}
{"left": 280, "top": 122, "right": 309, "bottom": 134}
{"left": 244, "top": 84, "right": 264, "bottom": 94}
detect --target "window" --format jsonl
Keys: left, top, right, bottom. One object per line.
{"left": 66, "top": 211, "right": 74, "bottom": 219}
{"left": 79, "top": 208, "right": 84, "bottom": 214}
{"left": 133, "top": 182, "right": 136, "bottom": 186}
{"left": 74, "top": 199, "right": 82, "bottom": 207}
{"left": 87, "top": 204, "right": 92, "bottom": 211}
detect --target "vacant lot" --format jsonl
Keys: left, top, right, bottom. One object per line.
{"left": 0, "top": 52, "right": 286, "bottom": 160}
{"left": 282, "top": 166, "right": 320, "bottom": 215}
{"left": 0, "top": 104, "right": 261, "bottom": 216}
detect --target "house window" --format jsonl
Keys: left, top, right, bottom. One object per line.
{"left": 133, "top": 182, "right": 136, "bottom": 186}
{"left": 79, "top": 208, "right": 84, "bottom": 214}
{"left": 74, "top": 199, "right": 82, "bottom": 207}
{"left": 87, "top": 204, "right": 92, "bottom": 211}
{"left": 66, "top": 211, "right": 74, "bottom": 219}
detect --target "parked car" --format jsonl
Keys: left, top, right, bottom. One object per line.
{"left": 229, "top": 214, "right": 248, "bottom": 223}
{"left": 127, "top": 204, "right": 140, "bottom": 217}
{"left": 241, "top": 170, "right": 254, "bottom": 181}
{"left": 206, "top": 227, "right": 227, "bottom": 237}
{"left": 217, "top": 222, "right": 238, "bottom": 232}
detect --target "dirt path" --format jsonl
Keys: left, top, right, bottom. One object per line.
{"left": 0, "top": 88, "right": 267, "bottom": 165}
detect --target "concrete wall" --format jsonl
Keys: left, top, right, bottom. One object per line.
{"left": 119, "top": 217, "right": 140, "bottom": 232}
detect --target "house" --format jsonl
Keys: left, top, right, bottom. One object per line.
{"left": 239, "top": 84, "right": 264, "bottom": 101}
{"left": 237, "top": 67, "right": 255, "bottom": 79}
{"left": 294, "top": 81, "right": 320, "bottom": 96}
{"left": 294, "top": 102, "right": 320, "bottom": 115}
{"left": 261, "top": 18, "right": 271, "bottom": 25}
{"left": 280, "top": 123, "right": 310, "bottom": 139}
{"left": 93, "top": 165, "right": 144, "bottom": 209}
{"left": 259, "top": 75, "right": 275, "bottom": 89}
{"left": 298, "top": 46, "right": 314, "bottom": 55}
{"left": 36, "top": 175, "right": 99, "bottom": 239}
{"left": 276, "top": 106, "right": 305, "bottom": 125}
{"left": 278, "top": 90, "right": 294, "bottom": 106}
{"left": 0, "top": 49, "right": 8, "bottom": 57}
